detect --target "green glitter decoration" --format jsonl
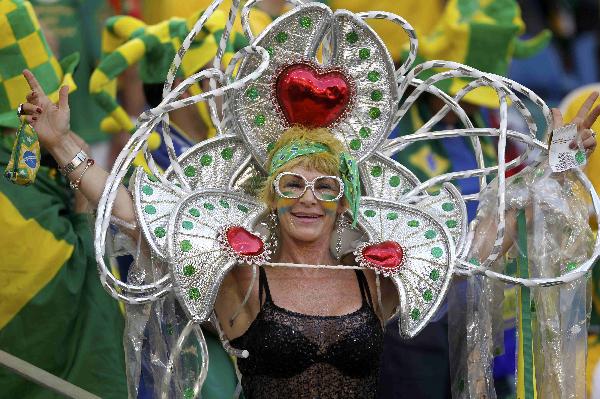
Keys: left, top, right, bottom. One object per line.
{"left": 189, "top": 208, "right": 200, "bottom": 217}
{"left": 266, "top": 46, "right": 274, "bottom": 57}
{"left": 276, "top": 31, "right": 288, "bottom": 43}
{"left": 183, "top": 388, "right": 194, "bottom": 399}
{"left": 219, "top": 199, "right": 230, "bottom": 208}
{"left": 389, "top": 176, "right": 401, "bottom": 187}
{"left": 364, "top": 210, "right": 376, "bottom": 217}
{"left": 430, "top": 269, "right": 440, "bottom": 281}
{"left": 386, "top": 212, "right": 398, "bottom": 220}
{"left": 266, "top": 141, "right": 275, "bottom": 153}
{"left": 221, "top": 147, "right": 234, "bottom": 160}
{"left": 442, "top": 202, "right": 455, "bottom": 212}
{"left": 423, "top": 290, "right": 433, "bottom": 302}
{"left": 184, "top": 165, "right": 196, "bottom": 177}
{"left": 468, "top": 258, "right": 481, "bottom": 266}
{"left": 346, "top": 31, "right": 359, "bottom": 44}
{"left": 349, "top": 139, "right": 362, "bottom": 151}
{"left": 204, "top": 203, "right": 215, "bottom": 211}
{"left": 359, "top": 127, "right": 371, "bottom": 138}
{"left": 246, "top": 87, "right": 259, "bottom": 100}
{"left": 431, "top": 247, "right": 443, "bottom": 258}
{"left": 410, "top": 308, "right": 420, "bottom": 321}
{"left": 367, "top": 70, "right": 380, "bottom": 82}
{"left": 238, "top": 204, "right": 249, "bottom": 213}
{"left": 299, "top": 16, "right": 312, "bottom": 28}
{"left": 180, "top": 240, "right": 192, "bottom": 252}
{"left": 142, "top": 185, "right": 153, "bottom": 195}
{"left": 144, "top": 205, "right": 156, "bottom": 215}
{"left": 446, "top": 220, "right": 458, "bottom": 228}
{"left": 254, "top": 114, "right": 266, "bottom": 127}
{"left": 188, "top": 287, "right": 200, "bottom": 300}
{"left": 407, "top": 220, "right": 419, "bottom": 228}
{"left": 369, "top": 107, "right": 381, "bottom": 119}
{"left": 535, "top": 168, "right": 544, "bottom": 177}
{"left": 154, "top": 227, "right": 166, "bottom": 238}
{"left": 371, "top": 165, "right": 383, "bottom": 177}
{"left": 566, "top": 261, "right": 577, "bottom": 272}
{"left": 182, "top": 221, "right": 194, "bottom": 230}
{"left": 575, "top": 150, "right": 586, "bottom": 164}
{"left": 371, "top": 90, "right": 383, "bottom": 101}
{"left": 359, "top": 48, "right": 370, "bottom": 60}
{"left": 183, "top": 264, "right": 196, "bottom": 277}
{"left": 200, "top": 154, "right": 213, "bottom": 166}
{"left": 424, "top": 230, "right": 437, "bottom": 239}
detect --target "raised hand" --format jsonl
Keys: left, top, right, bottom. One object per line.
{"left": 551, "top": 91, "right": 600, "bottom": 156}
{"left": 20, "top": 69, "right": 71, "bottom": 151}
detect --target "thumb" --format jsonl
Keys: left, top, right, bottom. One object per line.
{"left": 58, "top": 85, "right": 70, "bottom": 110}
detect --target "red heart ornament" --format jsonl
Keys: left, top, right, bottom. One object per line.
{"left": 276, "top": 63, "right": 351, "bottom": 128}
{"left": 362, "top": 241, "right": 404, "bottom": 271}
{"left": 226, "top": 227, "right": 265, "bottom": 256}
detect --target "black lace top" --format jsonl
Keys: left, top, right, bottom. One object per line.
{"left": 230, "top": 268, "right": 384, "bottom": 399}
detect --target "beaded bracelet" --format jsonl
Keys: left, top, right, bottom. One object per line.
{"left": 69, "top": 159, "right": 95, "bottom": 190}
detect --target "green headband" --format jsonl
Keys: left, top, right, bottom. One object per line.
{"left": 269, "top": 140, "right": 361, "bottom": 227}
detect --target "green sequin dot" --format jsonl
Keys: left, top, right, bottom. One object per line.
{"left": 424, "top": 230, "right": 437, "bottom": 239}
{"left": 188, "top": 287, "right": 200, "bottom": 300}
{"left": 442, "top": 202, "right": 455, "bottom": 212}
{"left": 469, "top": 258, "right": 481, "bottom": 266}
{"left": 254, "top": 114, "right": 266, "bottom": 127}
{"left": 180, "top": 240, "right": 192, "bottom": 252}
{"left": 245, "top": 87, "right": 259, "bottom": 100}
{"left": 144, "top": 205, "right": 156, "bottom": 215}
{"left": 566, "top": 261, "right": 577, "bottom": 272}
{"left": 266, "top": 47, "right": 274, "bottom": 57}
{"left": 387, "top": 212, "right": 398, "bottom": 221}
{"left": 219, "top": 199, "right": 230, "bottom": 208}
{"left": 238, "top": 204, "right": 249, "bottom": 213}
{"left": 364, "top": 210, "right": 376, "bottom": 218}
{"left": 184, "top": 165, "right": 196, "bottom": 177}
{"left": 346, "top": 31, "right": 359, "bottom": 44}
{"left": 204, "top": 203, "right": 215, "bottom": 211}
{"left": 423, "top": 290, "right": 433, "bottom": 302}
{"left": 183, "top": 264, "right": 196, "bottom": 277}
{"left": 359, "top": 48, "right": 370, "bottom": 60}
{"left": 349, "top": 139, "right": 362, "bottom": 151}
{"left": 142, "top": 185, "right": 153, "bottom": 195}
{"left": 200, "top": 154, "right": 213, "bottom": 166}
{"left": 367, "top": 70, "right": 380, "bottom": 82}
{"left": 182, "top": 221, "right": 194, "bottom": 230}
{"left": 576, "top": 150, "right": 586, "bottom": 164}
{"left": 430, "top": 269, "right": 440, "bottom": 281}
{"left": 359, "top": 127, "right": 371, "bottom": 138}
{"left": 389, "top": 176, "right": 401, "bottom": 187}
{"left": 410, "top": 308, "right": 420, "bottom": 321}
{"left": 189, "top": 208, "right": 200, "bottom": 217}
{"left": 276, "top": 31, "right": 288, "bottom": 43}
{"left": 431, "top": 247, "right": 443, "bottom": 258}
{"left": 183, "top": 388, "right": 194, "bottom": 399}
{"left": 407, "top": 220, "right": 419, "bottom": 228}
{"left": 371, "top": 90, "right": 383, "bottom": 101}
{"left": 299, "top": 16, "right": 312, "bottom": 28}
{"left": 369, "top": 107, "right": 381, "bottom": 119}
{"left": 154, "top": 227, "right": 166, "bottom": 238}
{"left": 371, "top": 165, "right": 383, "bottom": 177}
{"left": 221, "top": 147, "right": 234, "bottom": 160}
{"left": 446, "top": 220, "right": 458, "bottom": 229}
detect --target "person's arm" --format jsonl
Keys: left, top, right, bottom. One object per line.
{"left": 20, "top": 69, "right": 136, "bottom": 227}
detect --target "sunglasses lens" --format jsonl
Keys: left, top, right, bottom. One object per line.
{"left": 278, "top": 174, "right": 306, "bottom": 198}
{"left": 313, "top": 177, "right": 341, "bottom": 201}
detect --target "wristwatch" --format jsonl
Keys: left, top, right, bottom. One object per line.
{"left": 59, "top": 150, "right": 87, "bottom": 176}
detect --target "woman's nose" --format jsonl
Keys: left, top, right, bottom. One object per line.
{"left": 299, "top": 186, "right": 317, "bottom": 204}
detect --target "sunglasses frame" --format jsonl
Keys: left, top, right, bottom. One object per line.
{"left": 273, "top": 172, "right": 345, "bottom": 202}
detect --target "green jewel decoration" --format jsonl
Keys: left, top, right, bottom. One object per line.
{"left": 371, "top": 165, "right": 382, "bottom": 177}
{"left": 299, "top": 16, "right": 312, "bottom": 28}
{"left": 364, "top": 210, "right": 376, "bottom": 217}
{"left": 575, "top": 150, "right": 586, "bottom": 164}
{"left": 144, "top": 205, "right": 156, "bottom": 215}
{"left": 389, "top": 176, "right": 401, "bottom": 187}
{"left": 359, "top": 127, "right": 371, "bottom": 138}
{"left": 424, "top": 230, "right": 437, "bottom": 239}
{"left": 221, "top": 147, "right": 234, "bottom": 160}
{"left": 180, "top": 240, "right": 192, "bottom": 252}
{"left": 359, "top": 48, "right": 370, "bottom": 60}
{"left": 237, "top": 204, "right": 249, "bottom": 213}
{"left": 184, "top": 165, "right": 196, "bottom": 177}
{"left": 204, "top": 203, "right": 215, "bottom": 210}
{"left": 387, "top": 212, "right": 398, "bottom": 220}
{"left": 200, "top": 154, "right": 213, "bottom": 166}
{"left": 410, "top": 308, "right": 420, "bottom": 321}
{"left": 431, "top": 247, "right": 443, "bottom": 258}
{"left": 182, "top": 221, "right": 193, "bottom": 230}
{"left": 246, "top": 87, "right": 259, "bottom": 100}
{"left": 566, "top": 261, "right": 577, "bottom": 272}
{"left": 430, "top": 269, "right": 440, "bottom": 281}
{"left": 189, "top": 208, "right": 200, "bottom": 217}
{"left": 469, "top": 258, "right": 481, "bottom": 266}
{"left": 276, "top": 31, "right": 288, "bottom": 43}
{"left": 266, "top": 46, "right": 274, "bottom": 57}
{"left": 142, "top": 185, "right": 153, "bottom": 195}
{"left": 423, "top": 290, "right": 433, "bottom": 302}
{"left": 371, "top": 90, "right": 383, "bottom": 101}
{"left": 407, "top": 220, "right": 419, "bottom": 227}
{"left": 369, "top": 107, "right": 381, "bottom": 119}
{"left": 442, "top": 202, "right": 455, "bottom": 212}
{"left": 349, "top": 139, "right": 361, "bottom": 151}
{"left": 367, "top": 70, "right": 380, "bottom": 82}
{"left": 183, "top": 264, "right": 196, "bottom": 277}
{"left": 154, "top": 227, "right": 166, "bottom": 238}
{"left": 188, "top": 287, "right": 200, "bottom": 300}
{"left": 254, "top": 114, "right": 266, "bottom": 127}
{"left": 346, "top": 31, "right": 359, "bottom": 44}
{"left": 219, "top": 199, "right": 230, "bottom": 208}
{"left": 183, "top": 388, "right": 194, "bottom": 399}
{"left": 446, "top": 220, "right": 458, "bottom": 228}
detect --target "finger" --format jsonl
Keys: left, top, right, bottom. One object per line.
{"left": 582, "top": 102, "right": 600, "bottom": 129}
{"left": 22, "top": 69, "right": 43, "bottom": 93}
{"left": 575, "top": 92, "right": 600, "bottom": 123}
{"left": 582, "top": 136, "right": 596, "bottom": 149}
{"left": 58, "top": 86, "right": 69, "bottom": 110}
{"left": 551, "top": 108, "right": 564, "bottom": 130}
{"left": 20, "top": 103, "right": 42, "bottom": 115}
{"left": 25, "top": 90, "right": 38, "bottom": 104}
{"left": 579, "top": 128, "right": 594, "bottom": 141}
{"left": 23, "top": 115, "right": 38, "bottom": 125}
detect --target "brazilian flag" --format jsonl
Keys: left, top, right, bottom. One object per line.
{"left": 0, "top": 141, "right": 127, "bottom": 398}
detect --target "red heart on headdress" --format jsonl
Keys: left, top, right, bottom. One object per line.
{"left": 276, "top": 63, "right": 351, "bottom": 128}
{"left": 226, "top": 227, "right": 265, "bottom": 256}
{"left": 362, "top": 241, "right": 404, "bottom": 271}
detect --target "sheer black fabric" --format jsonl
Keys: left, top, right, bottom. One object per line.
{"left": 231, "top": 268, "right": 383, "bottom": 398}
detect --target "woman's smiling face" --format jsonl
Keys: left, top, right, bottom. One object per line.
{"left": 274, "top": 165, "right": 343, "bottom": 244}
